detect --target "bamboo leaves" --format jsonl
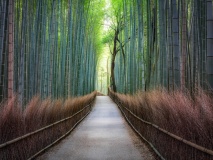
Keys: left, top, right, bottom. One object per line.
{"left": 110, "top": 0, "right": 213, "bottom": 94}
{"left": 0, "top": 0, "right": 101, "bottom": 105}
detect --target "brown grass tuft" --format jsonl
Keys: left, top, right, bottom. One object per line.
{"left": 0, "top": 91, "right": 96, "bottom": 159}
{"left": 0, "top": 96, "right": 24, "bottom": 143}
{"left": 110, "top": 89, "right": 213, "bottom": 159}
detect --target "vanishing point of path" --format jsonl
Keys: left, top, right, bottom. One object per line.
{"left": 38, "top": 96, "right": 155, "bottom": 160}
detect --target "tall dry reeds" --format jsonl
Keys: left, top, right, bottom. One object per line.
{"left": 109, "top": 89, "right": 213, "bottom": 159}
{"left": 0, "top": 97, "right": 24, "bottom": 143}
{"left": 0, "top": 91, "right": 96, "bottom": 159}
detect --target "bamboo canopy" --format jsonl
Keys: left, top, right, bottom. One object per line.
{"left": 0, "top": 0, "right": 213, "bottom": 104}
{"left": 0, "top": 0, "right": 103, "bottom": 105}
{"left": 106, "top": 0, "right": 213, "bottom": 94}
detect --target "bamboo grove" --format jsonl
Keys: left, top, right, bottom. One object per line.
{"left": 106, "top": 0, "right": 213, "bottom": 94}
{"left": 0, "top": 0, "right": 103, "bottom": 105}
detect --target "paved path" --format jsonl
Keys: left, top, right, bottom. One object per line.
{"left": 38, "top": 96, "right": 155, "bottom": 160}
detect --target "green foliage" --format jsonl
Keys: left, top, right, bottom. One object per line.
{"left": 106, "top": 0, "right": 213, "bottom": 94}
{"left": 102, "top": 31, "right": 114, "bottom": 44}
{"left": 0, "top": 0, "right": 105, "bottom": 104}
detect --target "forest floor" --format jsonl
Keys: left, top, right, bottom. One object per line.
{"left": 38, "top": 96, "right": 155, "bottom": 160}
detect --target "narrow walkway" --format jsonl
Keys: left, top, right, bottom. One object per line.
{"left": 38, "top": 96, "right": 155, "bottom": 160}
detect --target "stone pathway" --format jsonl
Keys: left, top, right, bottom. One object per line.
{"left": 38, "top": 96, "right": 155, "bottom": 160}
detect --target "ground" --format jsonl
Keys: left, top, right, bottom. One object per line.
{"left": 38, "top": 96, "right": 156, "bottom": 160}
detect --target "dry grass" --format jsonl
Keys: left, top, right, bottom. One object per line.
{"left": 97, "top": 92, "right": 105, "bottom": 96}
{"left": 110, "top": 89, "right": 213, "bottom": 159}
{"left": 0, "top": 91, "right": 96, "bottom": 159}
{"left": 0, "top": 97, "right": 24, "bottom": 143}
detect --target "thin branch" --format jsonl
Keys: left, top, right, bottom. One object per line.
{"left": 115, "top": 37, "right": 130, "bottom": 53}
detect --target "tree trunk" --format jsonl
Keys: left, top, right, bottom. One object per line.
{"left": 181, "top": 0, "right": 186, "bottom": 91}
{"left": 172, "top": 0, "right": 180, "bottom": 88}
{"left": 8, "top": 0, "right": 14, "bottom": 99}
{"left": 206, "top": 0, "right": 213, "bottom": 91}
{"left": 111, "top": 54, "right": 116, "bottom": 92}
{"left": 111, "top": 29, "right": 119, "bottom": 92}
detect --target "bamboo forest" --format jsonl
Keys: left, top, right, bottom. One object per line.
{"left": 0, "top": 0, "right": 213, "bottom": 159}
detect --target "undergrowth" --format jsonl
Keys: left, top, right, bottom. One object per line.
{"left": 0, "top": 91, "right": 96, "bottom": 159}
{"left": 110, "top": 89, "right": 213, "bottom": 160}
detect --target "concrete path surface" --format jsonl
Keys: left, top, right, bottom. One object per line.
{"left": 38, "top": 96, "right": 155, "bottom": 160}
